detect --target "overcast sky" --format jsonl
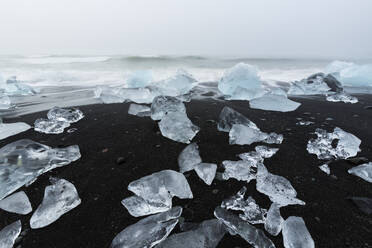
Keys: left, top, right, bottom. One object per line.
{"left": 0, "top": 0, "right": 371, "bottom": 58}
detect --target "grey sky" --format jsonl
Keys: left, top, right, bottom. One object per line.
{"left": 1, "top": 0, "right": 371, "bottom": 58}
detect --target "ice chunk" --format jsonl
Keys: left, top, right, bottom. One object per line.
{"left": 121, "top": 195, "right": 170, "bottom": 217}
{"left": 0, "top": 220, "right": 22, "bottom": 248}
{"left": 222, "top": 160, "right": 256, "bottom": 182}
{"left": 326, "top": 61, "right": 372, "bottom": 87}
{"left": 0, "top": 122, "right": 31, "bottom": 140}
{"left": 47, "top": 107, "right": 84, "bottom": 123}
{"left": 194, "top": 163, "right": 217, "bottom": 185}
{"left": 34, "top": 118, "right": 71, "bottom": 134}
{"left": 111, "top": 206, "right": 182, "bottom": 248}
{"left": 218, "top": 63, "right": 262, "bottom": 96}
{"left": 0, "top": 93, "right": 11, "bottom": 109}
{"left": 30, "top": 178, "right": 81, "bottom": 229}
{"left": 178, "top": 143, "right": 202, "bottom": 173}
{"left": 238, "top": 151, "right": 264, "bottom": 166}
{"left": 326, "top": 92, "right": 358, "bottom": 104}
{"left": 282, "top": 216, "right": 314, "bottom": 248}
{"left": 157, "top": 219, "right": 226, "bottom": 248}
{"left": 126, "top": 70, "right": 153, "bottom": 88}
{"left": 158, "top": 111, "right": 200, "bottom": 144}
{"left": 217, "top": 106, "right": 258, "bottom": 132}
{"left": 227, "top": 86, "right": 266, "bottom": 101}
{"left": 296, "top": 121, "right": 314, "bottom": 126}
{"left": 150, "top": 95, "right": 186, "bottom": 121}
{"left": 249, "top": 94, "right": 301, "bottom": 112}
{"left": 1, "top": 76, "right": 36, "bottom": 96}
{"left": 325, "top": 60, "right": 355, "bottom": 74}
{"left": 94, "top": 86, "right": 124, "bottom": 103}
{"left": 264, "top": 203, "right": 284, "bottom": 236}
{"left": 0, "top": 139, "right": 81, "bottom": 200}
{"left": 118, "top": 87, "right": 156, "bottom": 104}
{"left": 221, "top": 187, "right": 267, "bottom": 224}
{"left": 348, "top": 162, "right": 372, "bottom": 183}
{"left": 288, "top": 73, "right": 332, "bottom": 95}
{"left": 307, "top": 127, "right": 361, "bottom": 160}
{"left": 255, "top": 146, "right": 279, "bottom": 158}
{"left": 256, "top": 164, "right": 305, "bottom": 206}
{"left": 214, "top": 207, "right": 276, "bottom": 248}
{"left": 229, "top": 124, "right": 283, "bottom": 145}
{"left": 128, "top": 103, "right": 151, "bottom": 117}
{"left": 319, "top": 164, "right": 330, "bottom": 175}
{"left": 0, "top": 191, "right": 32, "bottom": 215}
{"left": 153, "top": 69, "right": 196, "bottom": 97}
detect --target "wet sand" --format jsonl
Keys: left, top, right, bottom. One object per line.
{"left": 1, "top": 95, "right": 372, "bottom": 248}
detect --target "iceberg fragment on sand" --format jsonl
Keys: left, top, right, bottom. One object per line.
{"left": 0, "top": 93, "right": 11, "bottom": 109}
{"left": 255, "top": 146, "right": 279, "bottom": 158}
{"left": 194, "top": 163, "right": 217, "bottom": 185}
{"left": 288, "top": 73, "right": 340, "bottom": 95}
{"left": 326, "top": 60, "right": 372, "bottom": 87}
{"left": 0, "top": 191, "right": 32, "bottom": 215}
{"left": 217, "top": 106, "right": 258, "bottom": 132}
{"left": 326, "top": 92, "right": 358, "bottom": 104}
{"left": 127, "top": 103, "right": 151, "bottom": 117}
{"left": 319, "top": 164, "right": 330, "bottom": 175}
{"left": 307, "top": 127, "right": 361, "bottom": 160}
{"left": 111, "top": 206, "right": 182, "bottom": 248}
{"left": 178, "top": 143, "right": 202, "bottom": 173}
{"left": 282, "top": 216, "right": 314, "bottom": 248}
{"left": 0, "top": 76, "right": 36, "bottom": 96}
{"left": 214, "top": 207, "right": 276, "bottom": 248}
{"left": 121, "top": 195, "right": 170, "bottom": 217}
{"left": 229, "top": 124, "right": 283, "bottom": 145}
{"left": 0, "top": 139, "right": 81, "bottom": 200}
{"left": 152, "top": 69, "right": 196, "bottom": 97}
{"left": 264, "top": 203, "right": 284, "bottom": 236}
{"left": 249, "top": 94, "right": 301, "bottom": 112}
{"left": 34, "top": 119, "right": 71, "bottom": 134}
{"left": 157, "top": 219, "right": 226, "bottom": 248}
{"left": 0, "top": 122, "right": 31, "bottom": 140}
{"left": 95, "top": 86, "right": 155, "bottom": 104}
{"left": 126, "top": 70, "right": 153, "bottom": 88}
{"left": 0, "top": 220, "right": 22, "bottom": 248}
{"left": 150, "top": 95, "right": 186, "bottom": 121}
{"left": 222, "top": 160, "right": 257, "bottom": 182}
{"left": 348, "top": 162, "right": 372, "bottom": 183}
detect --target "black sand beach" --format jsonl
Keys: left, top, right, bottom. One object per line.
{"left": 1, "top": 95, "right": 372, "bottom": 248}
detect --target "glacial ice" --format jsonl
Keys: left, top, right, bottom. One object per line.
{"left": 227, "top": 86, "right": 266, "bottom": 101}
{"left": 194, "top": 163, "right": 217, "bottom": 185}
{"left": 282, "top": 216, "right": 314, "bottom": 248}
{"left": 95, "top": 86, "right": 155, "bottom": 104}
{"left": 288, "top": 73, "right": 334, "bottom": 95}
{"left": 307, "top": 127, "right": 361, "bottom": 160}
{"left": 238, "top": 151, "right": 264, "bottom": 166}
{"left": 319, "top": 164, "right": 330, "bottom": 175}
{"left": 221, "top": 187, "right": 267, "bottom": 224}
{"left": 214, "top": 207, "right": 276, "bottom": 248}
{"left": 255, "top": 146, "right": 279, "bottom": 158}
{"left": 123, "top": 170, "right": 192, "bottom": 216}
{"left": 222, "top": 160, "right": 257, "bottom": 182}
{"left": 158, "top": 111, "right": 200, "bottom": 144}
{"left": 0, "top": 122, "right": 31, "bottom": 140}
{"left": 326, "top": 61, "right": 372, "bottom": 87}
{"left": 229, "top": 124, "right": 283, "bottom": 145}
{"left": 157, "top": 219, "right": 226, "bottom": 248}
{"left": 0, "top": 139, "right": 81, "bottom": 200}
{"left": 34, "top": 118, "right": 71, "bottom": 134}
{"left": 111, "top": 206, "right": 182, "bottom": 248}
{"left": 0, "top": 220, "right": 22, "bottom": 248}
{"left": 127, "top": 103, "right": 151, "bottom": 117}
{"left": 326, "top": 92, "right": 358, "bottom": 104}
{"left": 0, "top": 93, "right": 11, "bottom": 109}
{"left": 47, "top": 106, "right": 84, "bottom": 123}
{"left": 217, "top": 106, "right": 258, "bottom": 132}
{"left": 256, "top": 163, "right": 305, "bottom": 206}
{"left": 178, "top": 143, "right": 202, "bottom": 173}
{"left": 264, "top": 203, "right": 284, "bottom": 236}
{"left": 94, "top": 86, "right": 124, "bottom": 103}
{"left": 30, "top": 178, "right": 81, "bottom": 229}
{"left": 126, "top": 70, "right": 153, "bottom": 88}
{"left": 249, "top": 94, "right": 301, "bottom": 112}
{"left": 152, "top": 69, "right": 196, "bottom": 97}
{"left": 0, "top": 76, "right": 36, "bottom": 96}
{"left": 0, "top": 191, "right": 32, "bottom": 215}
{"left": 150, "top": 95, "right": 186, "bottom": 121}
{"left": 348, "top": 162, "right": 372, "bottom": 183}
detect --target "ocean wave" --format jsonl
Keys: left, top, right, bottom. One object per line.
{"left": 14, "top": 56, "right": 111, "bottom": 65}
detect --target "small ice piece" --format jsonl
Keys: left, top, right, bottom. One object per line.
{"left": 150, "top": 95, "right": 186, "bottom": 121}
{"left": 0, "top": 220, "right": 22, "bottom": 248}
{"left": 158, "top": 111, "right": 200, "bottom": 144}
{"left": 326, "top": 92, "right": 358, "bottom": 104}
{"left": 255, "top": 146, "right": 279, "bottom": 158}
{"left": 118, "top": 87, "right": 156, "bottom": 104}
{"left": 111, "top": 206, "right": 182, "bottom": 248}
{"left": 0, "top": 191, "right": 32, "bottom": 215}
{"left": 126, "top": 70, "right": 153, "bottom": 88}
{"left": 348, "top": 162, "right": 372, "bottom": 183}
{"left": 47, "top": 107, "right": 84, "bottom": 123}
{"left": 30, "top": 178, "right": 81, "bottom": 229}
{"left": 264, "top": 203, "right": 284, "bottom": 236}
{"left": 153, "top": 69, "right": 196, "bottom": 97}
{"left": 238, "top": 151, "right": 264, "bottom": 167}
{"left": 34, "top": 118, "right": 70, "bottom": 134}
{"left": 296, "top": 121, "right": 314, "bottom": 126}
{"left": 121, "top": 195, "right": 170, "bottom": 217}
{"left": 249, "top": 94, "right": 301, "bottom": 112}
{"left": 222, "top": 160, "right": 256, "bottom": 182}
{"left": 319, "top": 164, "right": 330, "bottom": 175}
{"left": 128, "top": 103, "right": 151, "bottom": 117}
{"left": 217, "top": 106, "right": 258, "bottom": 132}
{"left": 194, "top": 163, "right": 217, "bottom": 185}
{"left": 0, "top": 122, "right": 31, "bottom": 140}
{"left": 229, "top": 124, "right": 283, "bottom": 145}
{"left": 1, "top": 76, "right": 36, "bottom": 96}
{"left": 0, "top": 93, "right": 11, "bottom": 109}
{"left": 214, "top": 207, "right": 276, "bottom": 248}
{"left": 282, "top": 216, "right": 314, "bottom": 248}
{"left": 256, "top": 164, "right": 305, "bottom": 206}
{"left": 157, "top": 219, "right": 226, "bottom": 248}
{"left": 307, "top": 127, "right": 361, "bottom": 160}
{"left": 178, "top": 143, "right": 202, "bottom": 173}
{"left": 221, "top": 187, "right": 267, "bottom": 224}
{"left": 0, "top": 139, "right": 81, "bottom": 200}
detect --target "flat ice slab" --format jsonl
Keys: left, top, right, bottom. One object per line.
{"left": 0, "top": 191, "right": 32, "bottom": 215}
{"left": 0, "top": 122, "right": 31, "bottom": 140}
{"left": 348, "top": 162, "right": 372, "bottom": 183}
{"left": 0, "top": 220, "right": 22, "bottom": 248}
{"left": 282, "top": 216, "right": 314, "bottom": 248}
{"left": 249, "top": 94, "right": 301, "bottom": 112}
{"left": 30, "top": 178, "right": 81, "bottom": 229}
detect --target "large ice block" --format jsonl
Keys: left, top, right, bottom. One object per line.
{"left": 111, "top": 206, "right": 182, "bottom": 248}
{"left": 150, "top": 95, "right": 186, "bottom": 121}
{"left": 229, "top": 124, "right": 283, "bottom": 145}
{"left": 0, "top": 122, "right": 31, "bottom": 140}
{"left": 217, "top": 106, "right": 258, "bottom": 132}
{"left": 249, "top": 94, "right": 301, "bottom": 112}
{"left": 0, "top": 191, "right": 32, "bottom": 215}
{"left": 127, "top": 103, "right": 151, "bottom": 117}
{"left": 30, "top": 178, "right": 81, "bottom": 229}
{"left": 348, "top": 162, "right": 372, "bottom": 183}
{"left": 0, "top": 139, "right": 81, "bottom": 200}
{"left": 288, "top": 73, "right": 332, "bottom": 95}
{"left": 178, "top": 143, "right": 202, "bottom": 173}
{"left": 0, "top": 220, "right": 22, "bottom": 248}
{"left": 282, "top": 216, "right": 314, "bottom": 248}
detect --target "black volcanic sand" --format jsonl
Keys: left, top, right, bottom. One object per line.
{"left": 1, "top": 95, "right": 372, "bottom": 248}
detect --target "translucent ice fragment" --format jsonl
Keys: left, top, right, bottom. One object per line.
{"left": 178, "top": 143, "right": 202, "bottom": 173}
{"left": 111, "top": 206, "right": 182, "bottom": 248}
{"left": 121, "top": 195, "right": 170, "bottom": 217}
{"left": 118, "top": 87, "right": 156, "bottom": 104}
{"left": 0, "top": 93, "right": 11, "bottom": 110}
{"left": 348, "top": 162, "right": 372, "bottom": 183}
{"left": 0, "top": 191, "right": 32, "bottom": 215}
{"left": 227, "top": 86, "right": 266, "bottom": 101}
{"left": 282, "top": 216, "right": 314, "bottom": 248}
{"left": 194, "top": 163, "right": 217, "bottom": 185}
{"left": 217, "top": 106, "right": 258, "bottom": 132}
{"left": 288, "top": 73, "right": 332, "bottom": 95}
{"left": 150, "top": 95, "right": 186, "bottom": 121}
{"left": 47, "top": 107, "right": 84, "bottom": 123}
{"left": 0, "top": 220, "right": 22, "bottom": 248}
{"left": 319, "top": 164, "right": 330, "bottom": 175}
{"left": 264, "top": 203, "right": 284, "bottom": 236}
{"left": 0, "top": 122, "right": 31, "bottom": 140}
{"left": 255, "top": 146, "right": 279, "bottom": 158}
{"left": 126, "top": 70, "right": 153, "bottom": 88}
{"left": 128, "top": 103, "right": 151, "bottom": 117}
{"left": 229, "top": 124, "right": 283, "bottom": 145}
{"left": 34, "top": 118, "right": 70, "bottom": 134}
{"left": 154, "top": 69, "right": 196, "bottom": 97}
{"left": 326, "top": 92, "right": 358, "bottom": 104}
{"left": 249, "top": 94, "right": 301, "bottom": 112}
{"left": 222, "top": 160, "right": 256, "bottom": 182}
